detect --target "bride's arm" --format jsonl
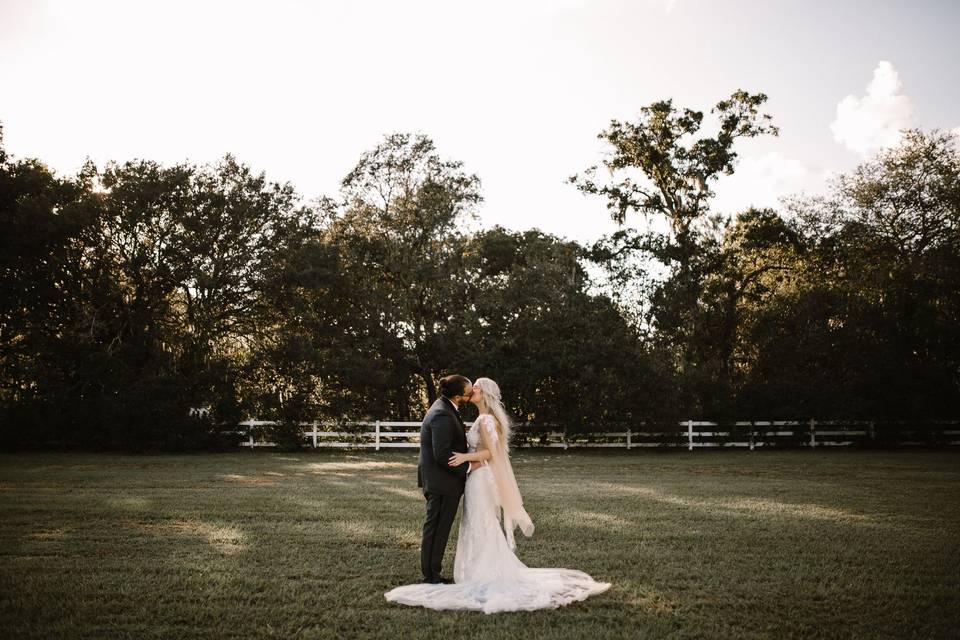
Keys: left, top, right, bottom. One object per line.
{"left": 448, "top": 417, "right": 495, "bottom": 466}
{"left": 450, "top": 449, "right": 492, "bottom": 464}
{"left": 474, "top": 417, "right": 497, "bottom": 462}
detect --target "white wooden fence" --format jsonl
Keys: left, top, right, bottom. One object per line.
{"left": 237, "top": 419, "right": 960, "bottom": 450}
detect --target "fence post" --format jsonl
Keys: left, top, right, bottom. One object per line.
{"left": 687, "top": 419, "right": 694, "bottom": 451}
{"left": 248, "top": 431, "right": 254, "bottom": 450}
{"left": 375, "top": 420, "right": 381, "bottom": 452}
{"left": 749, "top": 421, "right": 755, "bottom": 451}
{"left": 809, "top": 418, "right": 816, "bottom": 449}
{"left": 312, "top": 421, "right": 318, "bottom": 449}
{"left": 626, "top": 428, "right": 632, "bottom": 450}
{"left": 562, "top": 429, "right": 568, "bottom": 451}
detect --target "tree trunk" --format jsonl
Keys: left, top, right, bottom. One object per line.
{"left": 421, "top": 371, "right": 437, "bottom": 406}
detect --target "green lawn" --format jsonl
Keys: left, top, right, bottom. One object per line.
{"left": 1, "top": 450, "right": 958, "bottom": 639}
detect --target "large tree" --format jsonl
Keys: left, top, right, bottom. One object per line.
{"left": 255, "top": 135, "right": 661, "bottom": 428}
{"left": 0, "top": 129, "right": 102, "bottom": 446}
{"left": 322, "top": 133, "right": 482, "bottom": 404}
{"left": 777, "top": 128, "right": 960, "bottom": 418}
{"left": 0, "top": 136, "right": 316, "bottom": 449}
{"left": 454, "top": 226, "right": 668, "bottom": 431}
{"left": 571, "top": 91, "right": 779, "bottom": 414}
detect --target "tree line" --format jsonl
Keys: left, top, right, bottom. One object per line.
{"left": 2, "top": 90, "right": 958, "bottom": 450}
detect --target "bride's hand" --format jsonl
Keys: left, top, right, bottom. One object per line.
{"left": 448, "top": 452, "right": 468, "bottom": 467}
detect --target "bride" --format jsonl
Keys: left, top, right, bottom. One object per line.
{"left": 384, "top": 377, "right": 611, "bottom": 614}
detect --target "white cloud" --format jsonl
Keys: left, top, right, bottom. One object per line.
{"left": 711, "top": 152, "right": 809, "bottom": 214}
{"left": 830, "top": 61, "right": 913, "bottom": 156}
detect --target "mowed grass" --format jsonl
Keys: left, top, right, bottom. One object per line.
{"left": 1, "top": 450, "right": 958, "bottom": 640}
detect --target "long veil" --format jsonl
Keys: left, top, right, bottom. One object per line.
{"left": 483, "top": 416, "right": 535, "bottom": 549}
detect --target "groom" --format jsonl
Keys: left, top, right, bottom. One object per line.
{"left": 417, "top": 374, "right": 478, "bottom": 584}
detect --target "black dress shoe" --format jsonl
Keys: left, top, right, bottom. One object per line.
{"left": 437, "top": 576, "right": 454, "bottom": 584}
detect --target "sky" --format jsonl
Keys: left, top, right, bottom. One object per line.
{"left": 2, "top": 0, "right": 958, "bottom": 244}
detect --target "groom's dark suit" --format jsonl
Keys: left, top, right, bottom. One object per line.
{"left": 417, "top": 396, "right": 470, "bottom": 583}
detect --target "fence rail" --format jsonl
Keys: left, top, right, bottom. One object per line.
{"left": 237, "top": 419, "right": 960, "bottom": 450}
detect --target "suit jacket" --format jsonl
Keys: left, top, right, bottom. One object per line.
{"left": 417, "top": 396, "right": 469, "bottom": 496}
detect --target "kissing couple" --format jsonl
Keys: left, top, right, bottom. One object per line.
{"left": 384, "top": 375, "right": 611, "bottom": 614}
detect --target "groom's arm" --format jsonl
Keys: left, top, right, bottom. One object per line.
{"left": 431, "top": 414, "right": 468, "bottom": 479}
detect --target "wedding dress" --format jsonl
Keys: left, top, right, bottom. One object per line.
{"left": 385, "top": 415, "right": 611, "bottom": 614}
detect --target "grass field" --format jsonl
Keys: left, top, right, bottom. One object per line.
{"left": 1, "top": 450, "right": 958, "bottom": 639}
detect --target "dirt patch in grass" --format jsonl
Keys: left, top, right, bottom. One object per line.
{"left": 220, "top": 473, "right": 281, "bottom": 486}
{"left": 329, "top": 520, "right": 419, "bottom": 549}
{"left": 27, "top": 528, "right": 71, "bottom": 541}
{"left": 627, "top": 588, "right": 682, "bottom": 613}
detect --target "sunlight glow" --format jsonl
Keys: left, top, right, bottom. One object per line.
{"left": 139, "top": 519, "right": 248, "bottom": 555}
{"left": 304, "top": 461, "right": 415, "bottom": 473}
{"left": 595, "top": 482, "right": 874, "bottom": 524}
{"left": 9, "top": 1, "right": 957, "bottom": 245}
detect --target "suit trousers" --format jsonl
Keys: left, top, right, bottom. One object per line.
{"left": 421, "top": 491, "right": 461, "bottom": 582}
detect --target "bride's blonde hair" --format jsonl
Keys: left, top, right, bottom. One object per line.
{"left": 473, "top": 377, "right": 534, "bottom": 547}
{"left": 474, "top": 377, "right": 512, "bottom": 452}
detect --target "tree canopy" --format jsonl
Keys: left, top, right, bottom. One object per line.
{"left": 1, "top": 113, "right": 958, "bottom": 450}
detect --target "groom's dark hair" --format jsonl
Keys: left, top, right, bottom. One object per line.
{"left": 439, "top": 374, "right": 471, "bottom": 399}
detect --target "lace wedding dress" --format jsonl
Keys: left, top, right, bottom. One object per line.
{"left": 385, "top": 416, "right": 611, "bottom": 614}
